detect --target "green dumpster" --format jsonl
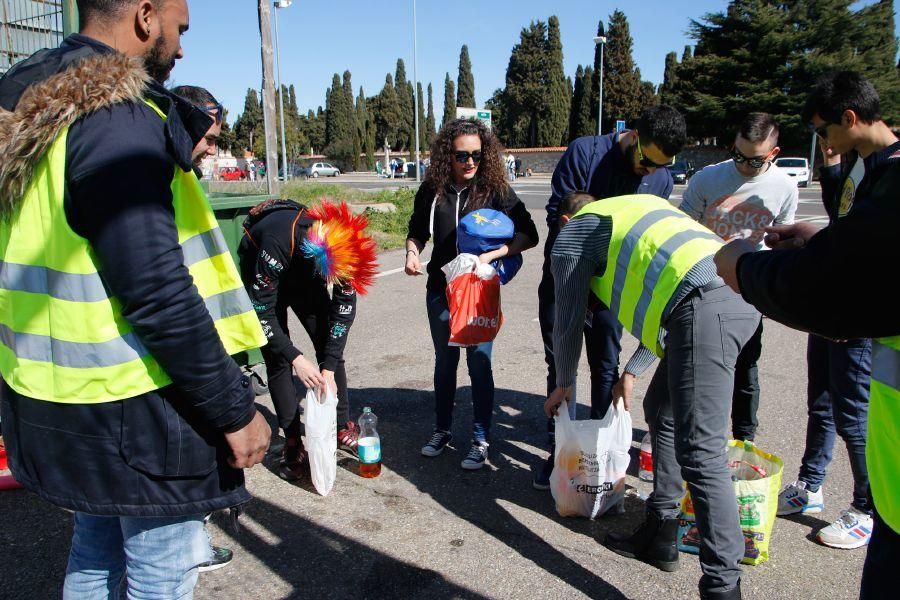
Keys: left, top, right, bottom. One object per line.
{"left": 207, "top": 189, "right": 273, "bottom": 394}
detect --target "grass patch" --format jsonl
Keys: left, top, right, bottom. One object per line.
{"left": 280, "top": 181, "right": 416, "bottom": 250}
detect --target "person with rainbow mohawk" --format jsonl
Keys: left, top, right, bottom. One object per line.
{"left": 239, "top": 198, "right": 378, "bottom": 480}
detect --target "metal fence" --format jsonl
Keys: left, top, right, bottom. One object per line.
{"left": 1, "top": 0, "right": 63, "bottom": 75}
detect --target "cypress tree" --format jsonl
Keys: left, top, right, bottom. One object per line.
{"left": 485, "top": 88, "right": 506, "bottom": 142}
{"left": 395, "top": 59, "right": 415, "bottom": 150}
{"left": 540, "top": 15, "right": 570, "bottom": 146}
{"left": 442, "top": 73, "right": 456, "bottom": 127}
{"left": 374, "top": 74, "right": 402, "bottom": 150}
{"left": 658, "top": 52, "right": 679, "bottom": 107}
{"left": 233, "top": 88, "right": 263, "bottom": 157}
{"left": 457, "top": 45, "right": 476, "bottom": 108}
{"left": 425, "top": 82, "right": 437, "bottom": 146}
{"left": 357, "top": 86, "right": 375, "bottom": 170}
{"left": 344, "top": 72, "right": 362, "bottom": 171}
{"left": 600, "top": 10, "right": 643, "bottom": 133}
{"left": 416, "top": 82, "right": 427, "bottom": 152}
{"left": 504, "top": 21, "right": 548, "bottom": 147}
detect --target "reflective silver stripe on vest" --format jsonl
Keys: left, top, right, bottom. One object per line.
{"left": 631, "top": 230, "right": 721, "bottom": 342}
{"left": 0, "top": 260, "right": 109, "bottom": 302}
{"left": 0, "top": 323, "right": 151, "bottom": 368}
{"left": 608, "top": 209, "right": 687, "bottom": 317}
{"left": 181, "top": 228, "right": 231, "bottom": 268}
{"left": 873, "top": 341, "right": 900, "bottom": 391}
{"left": 204, "top": 287, "right": 255, "bottom": 321}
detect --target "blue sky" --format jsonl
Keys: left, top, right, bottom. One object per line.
{"left": 170, "top": 1, "right": 898, "bottom": 125}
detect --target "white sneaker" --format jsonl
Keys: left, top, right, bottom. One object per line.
{"left": 777, "top": 481, "right": 824, "bottom": 516}
{"left": 816, "top": 507, "right": 873, "bottom": 549}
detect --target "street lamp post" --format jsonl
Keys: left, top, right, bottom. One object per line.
{"left": 594, "top": 35, "right": 607, "bottom": 136}
{"left": 412, "top": 0, "right": 421, "bottom": 182}
{"left": 274, "top": 0, "right": 292, "bottom": 181}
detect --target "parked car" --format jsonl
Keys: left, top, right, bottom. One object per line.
{"left": 302, "top": 162, "right": 341, "bottom": 178}
{"left": 774, "top": 157, "right": 810, "bottom": 187}
{"left": 219, "top": 166, "right": 246, "bottom": 181}
{"left": 668, "top": 159, "right": 695, "bottom": 185}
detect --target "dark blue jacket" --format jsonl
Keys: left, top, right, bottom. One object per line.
{"left": 545, "top": 132, "right": 674, "bottom": 227}
{"left": 0, "top": 35, "right": 254, "bottom": 516}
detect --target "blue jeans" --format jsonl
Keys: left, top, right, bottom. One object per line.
{"left": 426, "top": 289, "right": 494, "bottom": 443}
{"left": 798, "top": 335, "right": 872, "bottom": 512}
{"left": 63, "top": 512, "right": 211, "bottom": 600}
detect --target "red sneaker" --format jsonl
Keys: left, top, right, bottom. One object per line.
{"left": 337, "top": 421, "right": 360, "bottom": 456}
{"left": 278, "top": 435, "right": 308, "bottom": 481}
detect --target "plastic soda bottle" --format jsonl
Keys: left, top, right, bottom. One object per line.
{"left": 358, "top": 407, "right": 381, "bottom": 478}
{"left": 638, "top": 432, "right": 654, "bottom": 482}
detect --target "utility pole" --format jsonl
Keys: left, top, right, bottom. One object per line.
{"left": 258, "top": 0, "right": 280, "bottom": 194}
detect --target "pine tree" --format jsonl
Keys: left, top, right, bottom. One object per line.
{"left": 457, "top": 45, "right": 476, "bottom": 108}
{"left": 540, "top": 15, "right": 570, "bottom": 146}
{"left": 854, "top": 0, "right": 900, "bottom": 124}
{"left": 425, "top": 82, "right": 437, "bottom": 147}
{"left": 485, "top": 88, "right": 506, "bottom": 142}
{"left": 442, "top": 73, "right": 456, "bottom": 127}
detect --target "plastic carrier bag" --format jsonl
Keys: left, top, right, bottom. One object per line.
{"left": 301, "top": 385, "right": 339, "bottom": 496}
{"left": 550, "top": 400, "right": 632, "bottom": 518}
{"left": 677, "top": 440, "right": 783, "bottom": 565}
{"left": 457, "top": 209, "right": 523, "bottom": 285}
{"left": 442, "top": 253, "right": 503, "bottom": 347}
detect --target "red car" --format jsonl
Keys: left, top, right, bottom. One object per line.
{"left": 219, "top": 166, "right": 247, "bottom": 181}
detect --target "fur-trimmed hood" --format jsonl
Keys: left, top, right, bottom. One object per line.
{"left": 0, "top": 53, "right": 150, "bottom": 219}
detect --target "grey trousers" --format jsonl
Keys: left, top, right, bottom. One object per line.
{"left": 643, "top": 279, "right": 760, "bottom": 593}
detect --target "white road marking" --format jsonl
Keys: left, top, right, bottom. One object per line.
{"left": 377, "top": 260, "right": 429, "bottom": 278}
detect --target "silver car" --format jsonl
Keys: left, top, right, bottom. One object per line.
{"left": 305, "top": 162, "right": 341, "bottom": 178}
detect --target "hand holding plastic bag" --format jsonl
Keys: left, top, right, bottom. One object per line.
{"left": 550, "top": 400, "right": 632, "bottom": 518}
{"left": 301, "top": 385, "right": 338, "bottom": 496}
{"left": 441, "top": 253, "right": 503, "bottom": 347}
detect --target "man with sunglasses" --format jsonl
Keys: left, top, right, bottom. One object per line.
{"left": 534, "top": 105, "right": 687, "bottom": 490}
{"left": 679, "top": 113, "right": 798, "bottom": 443}
{"left": 715, "top": 71, "right": 900, "bottom": 598}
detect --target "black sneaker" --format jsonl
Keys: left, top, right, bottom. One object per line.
{"left": 198, "top": 545, "right": 233, "bottom": 573}
{"left": 533, "top": 452, "right": 554, "bottom": 490}
{"left": 421, "top": 430, "right": 453, "bottom": 457}
{"left": 461, "top": 441, "right": 489, "bottom": 470}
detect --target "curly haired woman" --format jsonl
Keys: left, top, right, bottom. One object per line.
{"left": 405, "top": 118, "right": 539, "bottom": 470}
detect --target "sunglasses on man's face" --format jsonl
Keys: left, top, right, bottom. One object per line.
{"left": 810, "top": 122, "right": 830, "bottom": 140}
{"left": 729, "top": 146, "right": 776, "bottom": 169}
{"left": 636, "top": 137, "right": 675, "bottom": 169}
{"left": 454, "top": 150, "right": 483, "bottom": 164}
{"left": 205, "top": 103, "right": 225, "bottom": 125}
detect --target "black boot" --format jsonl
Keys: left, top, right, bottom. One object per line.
{"left": 700, "top": 581, "right": 741, "bottom": 600}
{"left": 533, "top": 446, "right": 554, "bottom": 490}
{"left": 604, "top": 511, "right": 680, "bottom": 572}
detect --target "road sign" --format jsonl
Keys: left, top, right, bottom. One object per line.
{"left": 457, "top": 107, "right": 492, "bottom": 129}
{"left": 615, "top": 120, "right": 626, "bottom": 133}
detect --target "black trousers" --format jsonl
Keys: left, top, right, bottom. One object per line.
{"left": 263, "top": 285, "right": 350, "bottom": 435}
{"left": 730, "top": 319, "right": 763, "bottom": 440}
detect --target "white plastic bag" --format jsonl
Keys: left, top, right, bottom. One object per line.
{"left": 301, "top": 385, "right": 338, "bottom": 496}
{"left": 550, "top": 400, "right": 632, "bottom": 518}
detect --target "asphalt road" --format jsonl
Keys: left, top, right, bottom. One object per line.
{"left": 0, "top": 194, "right": 863, "bottom": 600}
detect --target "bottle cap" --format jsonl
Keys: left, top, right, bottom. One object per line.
{"left": 362, "top": 406, "right": 372, "bottom": 413}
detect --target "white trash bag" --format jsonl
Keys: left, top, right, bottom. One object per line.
{"left": 301, "top": 385, "right": 338, "bottom": 496}
{"left": 550, "top": 400, "right": 632, "bottom": 518}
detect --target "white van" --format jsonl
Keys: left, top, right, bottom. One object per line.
{"left": 774, "top": 157, "right": 810, "bottom": 187}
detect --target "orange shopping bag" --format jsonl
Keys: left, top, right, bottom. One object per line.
{"left": 442, "top": 253, "right": 503, "bottom": 347}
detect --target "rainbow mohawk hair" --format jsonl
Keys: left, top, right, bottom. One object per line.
{"left": 302, "top": 200, "right": 379, "bottom": 295}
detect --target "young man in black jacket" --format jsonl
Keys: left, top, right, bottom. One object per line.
{"left": 239, "top": 200, "right": 361, "bottom": 480}
{"left": 716, "top": 71, "right": 900, "bottom": 599}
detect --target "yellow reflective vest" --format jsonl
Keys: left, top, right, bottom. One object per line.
{"left": 869, "top": 335, "right": 900, "bottom": 532}
{"left": 577, "top": 195, "right": 723, "bottom": 356}
{"left": 0, "top": 101, "right": 265, "bottom": 403}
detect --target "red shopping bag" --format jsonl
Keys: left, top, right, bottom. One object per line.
{"left": 443, "top": 254, "right": 503, "bottom": 346}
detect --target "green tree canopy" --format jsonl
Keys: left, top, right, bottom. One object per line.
{"left": 442, "top": 72, "right": 456, "bottom": 127}
{"left": 456, "top": 45, "right": 476, "bottom": 108}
